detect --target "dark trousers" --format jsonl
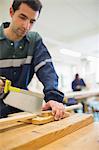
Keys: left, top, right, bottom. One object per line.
{"left": 0, "top": 99, "right": 22, "bottom": 118}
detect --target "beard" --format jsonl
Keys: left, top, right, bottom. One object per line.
{"left": 12, "top": 27, "right": 28, "bottom": 38}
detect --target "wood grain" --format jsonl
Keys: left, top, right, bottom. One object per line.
{"left": 31, "top": 111, "right": 70, "bottom": 125}
{"left": 0, "top": 112, "right": 37, "bottom": 126}
{"left": 0, "top": 114, "right": 93, "bottom": 150}
{"left": 40, "top": 122, "right": 99, "bottom": 150}
{"left": 0, "top": 103, "right": 81, "bottom": 125}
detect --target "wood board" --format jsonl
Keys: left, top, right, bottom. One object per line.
{"left": 0, "top": 113, "right": 93, "bottom": 150}
{"left": 0, "top": 103, "right": 82, "bottom": 125}
{"left": 40, "top": 122, "right": 99, "bottom": 150}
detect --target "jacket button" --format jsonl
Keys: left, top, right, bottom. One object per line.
{"left": 11, "top": 42, "right": 14, "bottom": 46}
{"left": 13, "top": 55, "right": 15, "bottom": 58}
{"left": 14, "top": 71, "right": 16, "bottom": 75}
{"left": 19, "top": 46, "right": 22, "bottom": 49}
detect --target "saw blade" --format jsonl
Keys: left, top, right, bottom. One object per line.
{"left": 3, "top": 91, "right": 43, "bottom": 114}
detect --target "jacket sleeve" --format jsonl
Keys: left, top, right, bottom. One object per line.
{"left": 81, "top": 79, "right": 86, "bottom": 86}
{"left": 72, "top": 81, "right": 77, "bottom": 91}
{"left": 32, "top": 33, "right": 64, "bottom": 103}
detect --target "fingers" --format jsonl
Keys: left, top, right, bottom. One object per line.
{"left": 52, "top": 107, "right": 65, "bottom": 120}
{"left": 53, "top": 109, "right": 70, "bottom": 120}
{"left": 53, "top": 109, "right": 63, "bottom": 120}
{"left": 42, "top": 100, "right": 70, "bottom": 121}
{"left": 0, "top": 79, "right": 5, "bottom": 93}
{"left": 42, "top": 103, "right": 51, "bottom": 111}
{"left": 48, "top": 100, "right": 69, "bottom": 120}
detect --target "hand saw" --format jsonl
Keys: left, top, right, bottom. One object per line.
{"left": 1, "top": 78, "right": 43, "bottom": 114}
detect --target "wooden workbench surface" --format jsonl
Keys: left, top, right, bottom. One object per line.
{"left": 40, "top": 122, "right": 99, "bottom": 150}
{"left": 0, "top": 113, "right": 94, "bottom": 150}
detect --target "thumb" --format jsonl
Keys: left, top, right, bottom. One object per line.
{"left": 42, "top": 103, "right": 50, "bottom": 110}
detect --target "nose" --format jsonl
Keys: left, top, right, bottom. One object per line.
{"left": 23, "top": 20, "right": 31, "bottom": 30}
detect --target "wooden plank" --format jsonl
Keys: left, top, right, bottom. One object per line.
{"left": 0, "top": 103, "right": 82, "bottom": 125}
{"left": 64, "top": 89, "right": 99, "bottom": 99}
{"left": 31, "top": 111, "right": 70, "bottom": 125}
{"left": 0, "top": 114, "right": 93, "bottom": 150}
{"left": 0, "top": 112, "right": 37, "bottom": 126}
{"left": 40, "top": 122, "right": 99, "bottom": 150}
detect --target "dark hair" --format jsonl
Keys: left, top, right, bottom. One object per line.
{"left": 75, "top": 73, "right": 79, "bottom": 78}
{"left": 12, "top": 0, "right": 42, "bottom": 14}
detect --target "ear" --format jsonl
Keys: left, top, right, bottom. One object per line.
{"left": 10, "top": 7, "right": 14, "bottom": 17}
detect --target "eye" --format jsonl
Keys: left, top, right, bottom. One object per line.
{"left": 30, "top": 20, "right": 36, "bottom": 24}
{"left": 19, "top": 15, "right": 27, "bottom": 20}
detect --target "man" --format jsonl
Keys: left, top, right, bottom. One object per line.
{"left": 0, "top": 0, "right": 65, "bottom": 120}
{"left": 72, "top": 73, "right": 86, "bottom": 91}
{"left": 71, "top": 73, "right": 87, "bottom": 112}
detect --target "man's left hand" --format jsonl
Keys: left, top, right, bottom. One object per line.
{"left": 42, "top": 100, "right": 67, "bottom": 120}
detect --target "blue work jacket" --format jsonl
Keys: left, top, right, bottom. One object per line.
{"left": 0, "top": 22, "right": 64, "bottom": 103}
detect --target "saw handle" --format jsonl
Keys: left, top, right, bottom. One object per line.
{"left": 0, "top": 76, "right": 21, "bottom": 96}
{"left": 4, "top": 79, "right": 21, "bottom": 94}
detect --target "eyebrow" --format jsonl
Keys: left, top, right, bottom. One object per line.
{"left": 19, "top": 13, "right": 36, "bottom": 22}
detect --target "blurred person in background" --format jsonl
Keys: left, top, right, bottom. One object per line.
{"left": 72, "top": 73, "right": 86, "bottom": 92}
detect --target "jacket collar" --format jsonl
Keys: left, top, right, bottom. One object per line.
{"left": 0, "top": 22, "right": 7, "bottom": 40}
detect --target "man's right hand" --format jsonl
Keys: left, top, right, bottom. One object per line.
{"left": 0, "top": 77, "right": 6, "bottom": 94}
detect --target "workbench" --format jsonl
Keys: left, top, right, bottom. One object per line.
{"left": 40, "top": 122, "right": 99, "bottom": 150}
{"left": 0, "top": 113, "right": 98, "bottom": 150}
{"left": 65, "top": 89, "right": 99, "bottom": 99}
{"left": 64, "top": 89, "right": 99, "bottom": 113}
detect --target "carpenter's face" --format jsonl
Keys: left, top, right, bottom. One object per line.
{"left": 10, "top": 3, "right": 39, "bottom": 38}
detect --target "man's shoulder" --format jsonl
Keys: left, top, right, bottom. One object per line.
{"left": 0, "top": 23, "right": 4, "bottom": 40}
{"left": 72, "top": 80, "right": 75, "bottom": 84}
{"left": 80, "top": 78, "right": 84, "bottom": 81}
